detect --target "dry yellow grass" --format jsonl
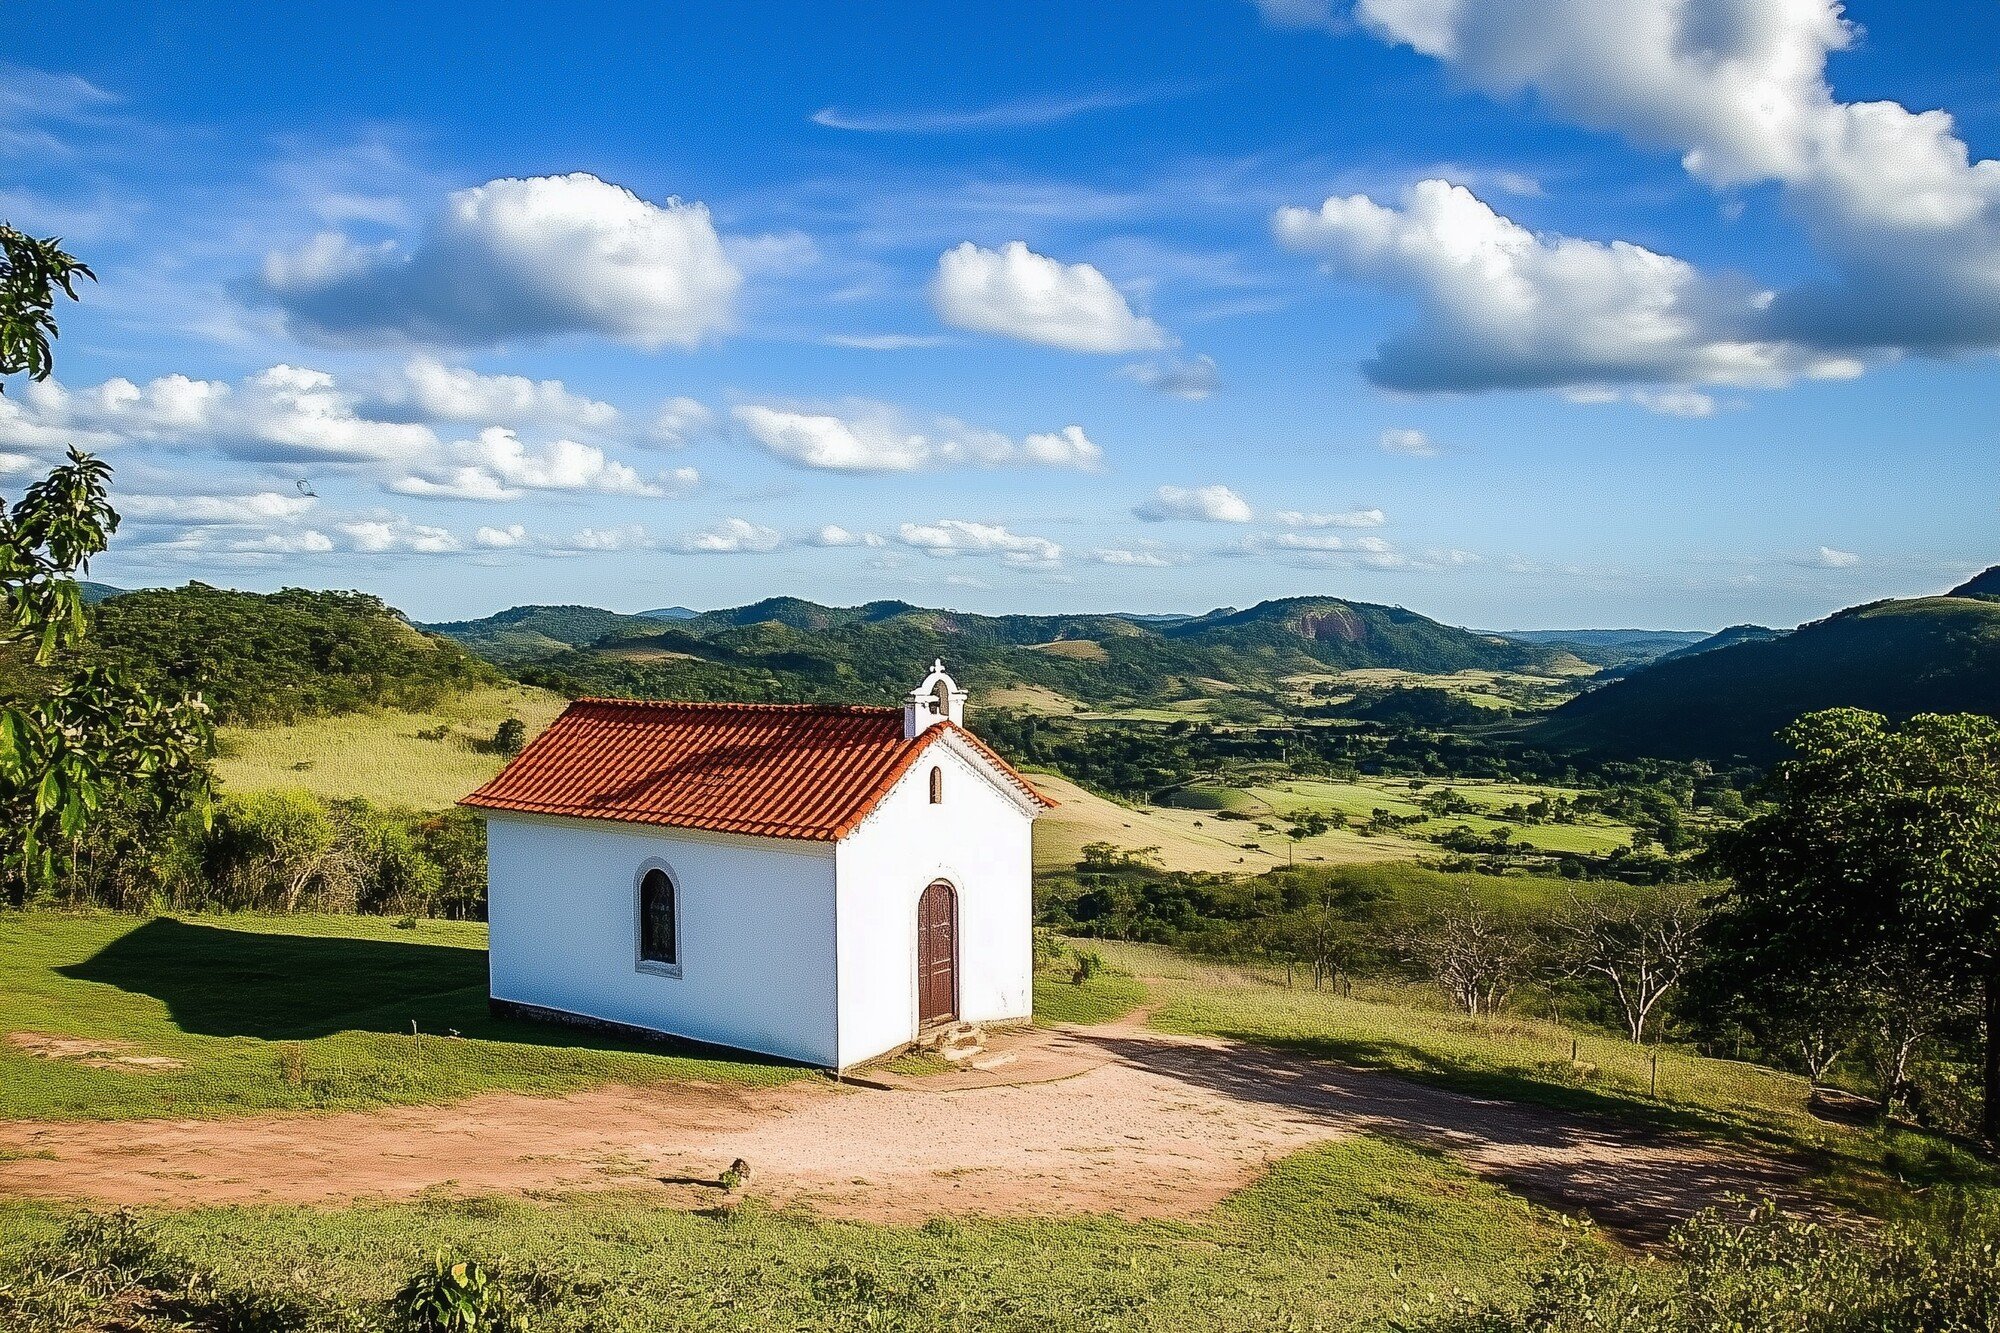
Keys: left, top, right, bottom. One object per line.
{"left": 214, "top": 684, "right": 569, "bottom": 809}
{"left": 1026, "top": 639, "right": 1109, "bottom": 662}
{"left": 596, "top": 644, "right": 699, "bottom": 662}
{"left": 977, "top": 684, "right": 1084, "bottom": 715}
{"left": 1030, "top": 772, "right": 1419, "bottom": 875}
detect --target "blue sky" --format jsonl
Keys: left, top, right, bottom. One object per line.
{"left": 4, "top": 0, "right": 1996, "bottom": 628}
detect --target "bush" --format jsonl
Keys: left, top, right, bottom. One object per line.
{"left": 38, "top": 789, "right": 491, "bottom": 919}
{"left": 1396, "top": 1195, "right": 2000, "bottom": 1332}
{"left": 0, "top": 1211, "right": 342, "bottom": 1333}
{"left": 491, "top": 717, "right": 527, "bottom": 755}
{"left": 394, "top": 1256, "right": 525, "bottom": 1333}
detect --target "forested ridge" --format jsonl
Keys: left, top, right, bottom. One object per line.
{"left": 87, "top": 584, "right": 499, "bottom": 725}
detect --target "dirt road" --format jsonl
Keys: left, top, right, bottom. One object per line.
{"left": 0, "top": 1020, "right": 1801, "bottom": 1242}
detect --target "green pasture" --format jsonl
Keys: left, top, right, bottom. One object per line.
{"left": 0, "top": 912, "right": 795, "bottom": 1121}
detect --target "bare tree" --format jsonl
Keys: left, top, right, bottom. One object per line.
{"left": 1555, "top": 886, "right": 1707, "bottom": 1043}
{"left": 1406, "top": 893, "right": 1537, "bottom": 1016}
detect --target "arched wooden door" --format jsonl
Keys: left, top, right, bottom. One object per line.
{"left": 916, "top": 879, "right": 958, "bottom": 1027}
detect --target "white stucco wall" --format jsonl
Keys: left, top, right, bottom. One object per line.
{"left": 832, "top": 733, "right": 1037, "bottom": 1067}
{"left": 484, "top": 812, "right": 840, "bottom": 1066}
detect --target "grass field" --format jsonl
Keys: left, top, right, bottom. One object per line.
{"left": 1283, "top": 665, "right": 1591, "bottom": 713}
{"left": 0, "top": 912, "right": 795, "bottom": 1121}
{"left": 5, "top": 914, "right": 1982, "bottom": 1329}
{"left": 1250, "top": 776, "right": 1642, "bottom": 855}
{"left": 0, "top": 1134, "right": 1575, "bottom": 1331}
{"left": 214, "top": 684, "right": 567, "bottom": 809}
{"left": 1104, "top": 941, "right": 1817, "bottom": 1145}
{"left": 1029, "top": 772, "right": 1423, "bottom": 875}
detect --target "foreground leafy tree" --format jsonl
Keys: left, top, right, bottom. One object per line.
{"left": 1705, "top": 709, "right": 2000, "bottom": 1143}
{"left": 0, "top": 228, "right": 212, "bottom": 903}
{"left": 1, "top": 224, "right": 91, "bottom": 382}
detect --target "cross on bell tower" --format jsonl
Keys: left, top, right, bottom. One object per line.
{"left": 903, "top": 659, "right": 967, "bottom": 739}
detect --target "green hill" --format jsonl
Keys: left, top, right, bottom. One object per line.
{"left": 1950, "top": 564, "right": 2000, "bottom": 599}
{"left": 1592, "top": 624, "right": 1788, "bottom": 681}
{"left": 1653, "top": 624, "right": 1783, "bottom": 663}
{"left": 1536, "top": 584, "right": 2000, "bottom": 762}
{"left": 1165, "top": 598, "right": 1557, "bottom": 674}
{"left": 91, "top": 583, "right": 499, "bottom": 725}
{"left": 422, "top": 604, "right": 688, "bottom": 662}
{"left": 1496, "top": 627, "right": 1709, "bottom": 669}
{"left": 436, "top": 594, "right": 1567, "bottom": 708}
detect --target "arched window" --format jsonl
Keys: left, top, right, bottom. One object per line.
{"left": 638, "top": 867, "right": 678, "bottom": 967}
{"left": 929, "top": 765, "right": 944, "bottom": 804}
{"left": 931, "top": 678, "right": 951, "bottom": 716}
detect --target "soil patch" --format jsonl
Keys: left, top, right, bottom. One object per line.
{"left": 0, "top": 1023, "right": 1800, "bottom": 1243}
{"left": 6, "top": 1032, "right": 185, "bottom": 1072}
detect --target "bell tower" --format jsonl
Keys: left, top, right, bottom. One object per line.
{"left": 904, "top": 659, "right": 966, "bottom": 739}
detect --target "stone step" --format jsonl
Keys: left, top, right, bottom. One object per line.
{"left": 939, "top": 1042, "right": 986, "bottom": 1063}
{"left": 968, "top": 1051, "right": 1018, "bottom": 1072}
{"left": 922, "top": 1021, "right": 985, "bottom": 1052}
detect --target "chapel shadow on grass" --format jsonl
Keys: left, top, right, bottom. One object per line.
{"left": 56, "top": 917, "right": 785, "bottom": 1069}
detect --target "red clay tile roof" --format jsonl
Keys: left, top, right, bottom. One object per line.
{"left": 460, "top": 697, "right": 1053, "bottom": 841}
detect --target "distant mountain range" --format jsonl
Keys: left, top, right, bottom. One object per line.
{"left": 427, "top": 594, "right": 1573, "bottom": 706}
{"left": 424, "top": 604, "right": 690, "bottom": 662}
{"left": 1496, "top": 628, "right": 1711, "bottom": 669}
{"left": 1537, "top": 567, "right": 2000, "bottom": 762}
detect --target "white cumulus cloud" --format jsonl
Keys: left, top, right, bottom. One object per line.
{"left": 390, "top": 427, "right": 697, "bottom": 501}
{"left": 811, "top": 524, "right": 887, "bottom": 548}
{"left": 338, "top": 517, "right": 461, "bottom": 555}
{"left": 896, "top": 519, "right": 1063, "bottom": 565}
{"left": 258, "top": 173, "right": 742, "bottom": 350}
{"left": 732, "top": 401, "right": 1102, "bottom": 473}
{"left": 366, "top": 358, "right": 620, "bottom": 433}
{"left": 1337, "top": 1, "right": 2000, "bottom": 377}
{"left": 1274, "top": 506, "right": 1387, "bottom": 528}
{"left": 681, "top": 517, "right": 785, "bottom": 554}
{"left": 932, "top": 241, "right": 1168, "bottom": 353}
{"left": 1134, "top": 483, "right": 1254, "bottom": 524}
{"left": 120, "top": 491, "right": 318, "bottom": 525}
{"left": 475, "top": 523, "right": 528, "bottom": 549}
{"left": 1275, "top": 179, "right": 1849, "bottom": 393}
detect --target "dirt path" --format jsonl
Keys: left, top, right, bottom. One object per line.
{"left": 0, "top": 1023, "right": 1801, "bottom": 1243}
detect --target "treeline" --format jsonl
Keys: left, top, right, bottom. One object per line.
{"left": 36, "top": 790, "right": 487, "bottom": 919}
{"left": 89, "top": 584, "right": 499, "bottom": 725}
{"left": 1040, "top": 857, "right": 1703, "bottom": 1041}
{"left": 981, "top": 710, "right": 1756, "bottom": 801}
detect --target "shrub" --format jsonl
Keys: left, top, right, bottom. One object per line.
{"left": 277, "top": 1043, "right": 307, "bottom": 1088}
{"left": 1395, "top": 1195, "right": 2000, "bottom": 1332}
{"left": 492, "top": 717, "right": 527, "bottom": 756}
{"left": 1071, "top": 949, "right": 1104, "bottom": 986}
{"left": 394, "top": 1255, "right": 525, "bottom": 1333}
{"left": 0, "top": 1211, "right": 342, "bottom": 1333}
